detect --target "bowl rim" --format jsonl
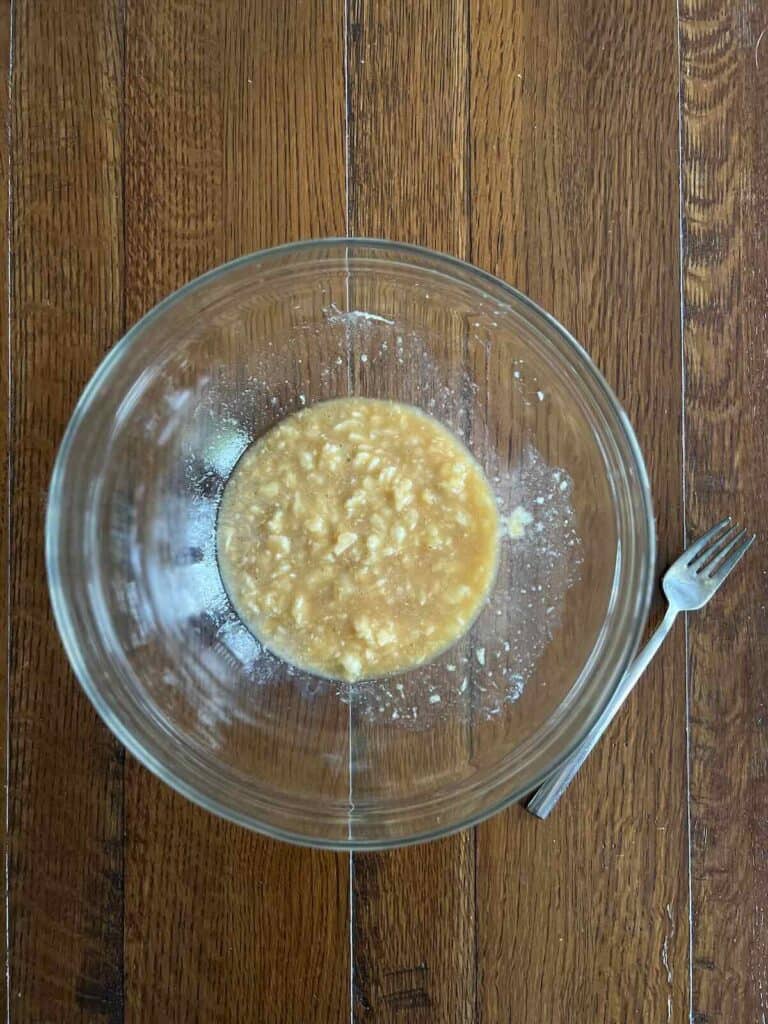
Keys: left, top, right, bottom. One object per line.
{"left": 46, "top": 236, "right": 656, "bottom": 849}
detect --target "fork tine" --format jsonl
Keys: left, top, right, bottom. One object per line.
{"left": 684, "top": 516, "right": 732, "bottom": 567}
{"left": 691, "top": 524, "right": 741, "bottom": 572}
{"left": 699, "top": 527, "right": 747, "bottom": 575}
{"left": 709, "top": 532, "right": 756, "bottom": 584}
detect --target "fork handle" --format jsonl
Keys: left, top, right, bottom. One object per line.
{"left": 526, "top": 604, "right": 679, "bottom": 819}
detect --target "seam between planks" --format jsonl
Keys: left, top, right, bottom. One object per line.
{"left": 464, "top": 3, "right": 479, "bottom": 1022}
{"left": 4, "top": 3, "right": 14, "bottom": 1020}
{"left": 673, "top": 1, "right": 694, "bottom": 1021}
{"left": 343, "top": 2, "right": 354, "bottom": 1021}
{"left": 119, "top": 0, "right": 128, "bottom": 1021}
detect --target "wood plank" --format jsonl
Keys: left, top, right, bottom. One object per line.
{"left": 470, "top": 2, "right": 689, "bottom": 1021}
{"left": 0, "top": 1, "right": 10, "bottom": 1016}
{"left": 347, "top": 2, "right": 476, "bottom": 1020}
{"left": 680, "top": 3, "right": 768, "bottom": 1020}
{"left": 122, "top": 3, "right": 350, "bottom": 1021}
{"left": 8, "top": 1, "right": 125, "bottom": 1019}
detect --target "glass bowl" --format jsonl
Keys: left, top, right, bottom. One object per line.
{"left": 46, "top": 239, "right": 655, "bottom": 849}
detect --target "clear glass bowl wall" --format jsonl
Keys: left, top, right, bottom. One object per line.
{"left": 46, "top": 240, "right": 654, "bottom": 848}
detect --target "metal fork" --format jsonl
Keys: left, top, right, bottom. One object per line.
{"left": 527, "top": 517, "right": 755, "bottom": 820}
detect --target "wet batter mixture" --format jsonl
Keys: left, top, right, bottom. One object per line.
{"left": 217, "top": 398, "right": 500, "bottom": 681}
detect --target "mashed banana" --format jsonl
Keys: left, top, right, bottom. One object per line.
{"left": 217, "top": 398, "right": 499, "bottom": 681}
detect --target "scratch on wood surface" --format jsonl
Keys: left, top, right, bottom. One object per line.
{"left": 662, "top": 934, "right": 673, "bottom": 985}
{"left": 756, "top": 27, "right": 766, "bottom": 68}
{"left": 661, "top": 900, "right": 675, "bottom": 1019}
{"left": 754, "top": 901, "right": 768, "bottom": 1023}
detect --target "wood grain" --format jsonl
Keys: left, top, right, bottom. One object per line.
{"left": 8, "top": 1, "right": 125, "bottom": 1019}
{"left": 123, "top": 2, "right": 349, "bottom": 1021}
{"left": 347, "top": 1, "right": 476, "bottom": 1020}
{"left": 0, "top": 1, "right": 9, "bottom": 1016}
{"left": 470, "top": 2, "right": 689, "bottom": 1021}
{"left": 8, "top": 0, "right": 768, "bottom": 1019}
{"left": 680, "top": 3, "right": 768, "bottom": 1021}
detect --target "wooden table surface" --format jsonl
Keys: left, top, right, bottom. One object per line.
{"left": 4, "top": 1, "right": 767, "bottom": 1021}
